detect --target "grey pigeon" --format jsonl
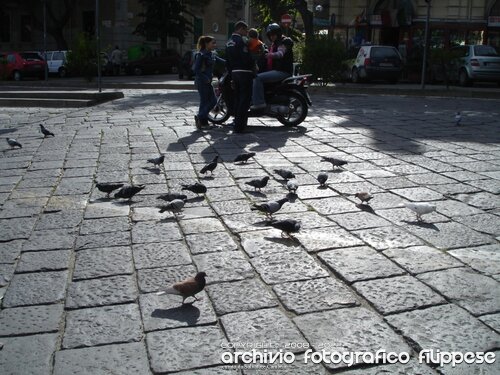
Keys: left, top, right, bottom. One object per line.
{"left": 234, "top": 152, "right": 256, "bottom": 163}
{"left": 6, "top": 138, "right": 22, "bottom": 148}
{"left": 157, "top": 193, "right": 187, "bottom": 202}
{"left": 156, "top": 272, "right": 207, "bottom": 304}
{"left": 321, "top": 157, "right": 347, "bottom": 169}
{"left": 251, "top": 197, "right": 289, "bottom": 218}
{"left": 114, "top": 184, "right": 145, "bottom": 200}
{"left": 286, "top": 180, "right": 298, "bottom": 194}
{"left": 96, "top": 182, "right": 124, "bottom": 197}
{"left": 317, "top": 172, "right": 328, "bottom": 186}
{"left": 268, "top": 219, "right": 301, "bottom": 238}
{"left": 200, "top": 155, "right": 219, "bottom": 175}
{"left": 147, "top": 154, "right": 165, "bottom": 167}
{"left": 39, "top": 124, "right": 55, "bottom": 137}
{"left": 245, "top": 176, "right": 269, "bottom": 191}
{"left": 274, "top": 169, "right": 295, "bottom": 181}
{"left": 181, "top": 182, "right": 207, "bottom": 195}
{"left": 455, "top": 112, "right": 462, "bottom": 126}
{"left": 355, "top": 192, "right": 373, "bottom": 204}
{"left": 158, "top": 199, "right": 185, "bottom": 215}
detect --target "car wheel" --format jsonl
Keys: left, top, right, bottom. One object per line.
{"left": 59, "top": 67, "right": 67, "bottom": 78}
{"left": 13, "top": 71, "right": 21, "bottom": 81}
{"left": 133, "top": 66, "right": 143, "bottom": 76}
{"left": 352, "top": 68, "right": 360, "bottom": 83}
{"left": 459, "top": 69, "right": 471, "bottom": 87}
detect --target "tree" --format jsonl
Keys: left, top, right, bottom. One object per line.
{"left": 134, "top": 0, "right": 193, "bottom": 50}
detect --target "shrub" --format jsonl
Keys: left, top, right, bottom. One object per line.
{"left": 65, "top": 33, "right": 98, "bottom": 82}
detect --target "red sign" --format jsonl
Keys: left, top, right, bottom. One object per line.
{"left": 281, "top": 14, "right": 292, "bottom": 26}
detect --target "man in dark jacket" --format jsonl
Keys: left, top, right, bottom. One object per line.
{"left": 225, "top": 21, "right": 254, "bottom": 133}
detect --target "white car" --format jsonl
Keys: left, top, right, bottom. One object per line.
{"left": 45, "top": 50, "right": 68, "bottom": 77}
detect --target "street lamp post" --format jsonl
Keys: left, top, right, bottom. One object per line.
{"left": 43, "top": 0, "right": 47, "bottom": 81}
{"left": 421, "top": 0, "right": 431, "bottom": 89}
{"left": 95, "top": 0, "right": 102, "bottom": 92}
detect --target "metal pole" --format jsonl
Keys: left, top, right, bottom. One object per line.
{"left": 244, "top": 0, "right": 250, "bottom": 23}
{"left": 43, "top": 0, "right": 47, "bottom": 81}
{"left": 420, "top": 0, "right": 431, "bottom": 89}
{"left": 95, "top": 0, "right": 102, "bottom": 92}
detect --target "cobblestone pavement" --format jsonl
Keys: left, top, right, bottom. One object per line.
{"left": 0, "top": 89, "right": 499, "bottom": 374}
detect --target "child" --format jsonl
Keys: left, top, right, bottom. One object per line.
{"left": 193, "top": 35, "right": 225, "bottom": 129}
{"left": 247, "top": 28, "right": 267, "bottom": 72}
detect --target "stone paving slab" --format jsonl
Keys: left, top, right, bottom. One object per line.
{"left": 0, "top": 303, "right": 63, "bottom": 336}
{"left": 73, "top": 246, "right": 133, "bottom": 280}
{"left": 383, "top": 246, "right": 463, "bottom": 274}
{"left": 448, "top": 244, "right": 500, "bottom": 275}
{"left": 16, "top": 249, "right": 71, "bottom": 273}
{"left": 193, "top": 251, "right": 254, "bottom": 284}
{"left": 132, "top": 240, "right": 192, "bottom": 269}
{"left": 137, "top": 264, "right": 198, "bottom": 293}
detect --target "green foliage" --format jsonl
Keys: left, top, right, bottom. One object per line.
{"left": 65, "top": 33, "right": 97, "bottom": 82}
{"left": 298, "top": 36, "right": 347, "bottom": 85}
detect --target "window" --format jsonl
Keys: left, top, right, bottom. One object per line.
{"left": 53, "top": 52, "right": 65, "bottom": 60}
{"left": 0, "top": 12, "right": 10, "bottom": 42}
{"left": 21, "top": 15, "right": 32, "bottom": 42}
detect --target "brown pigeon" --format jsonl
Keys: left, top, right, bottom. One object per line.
{"left": 355, "top": 192, "right": 373, "bottom": 204}
{"left": 156, "top": 272, "right": 207, "bottom": 304}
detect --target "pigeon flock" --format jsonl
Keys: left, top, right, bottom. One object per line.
{"left": 5, "top": 124, "right": 442, "bottom": 305}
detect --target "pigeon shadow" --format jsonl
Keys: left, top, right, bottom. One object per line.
{"left": 158, "top": 216, "right": 177, "bottom": 223}
{"left": 246, "top": 190, "right": 267, "bottom": 198}
{"left": 200, "top": 175, "right": 215, "bottom": 180}
{"left": 317, "top": 185, "right": 328, "bottom": 190}
{"left": 286, "top": 192, "right": 298, "bottom": 202}
{"left": 151, "top": 304, "right": 201, "bottom": 325}
{"left": 355, "top": 203, "right": 375, "bottom": 214}
{"left": 264, "top": 236, "right": 301, "bottom": 247}
{"left": 402, "top": 220, "right": 440, "bottom": 231}
{"left": 330, "top": 169, "right": 345, "bottom": 173}
{"left": 252, "top": 219, "right": 272, "bottom": 228}
{"left": 186, "top": 196, "right": 205, "bottom": 203}
{"left": 91, "top": 197, "right": 114, "bottom": 203}
{"left": 143, "top": 166, "right": 161, "bottom": 175}
{"left": 112, "top": 199, "right": 136, "bottom": 206}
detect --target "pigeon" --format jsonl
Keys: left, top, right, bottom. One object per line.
{"left": 200, "top": 155, "right": 219, "bottom": 175}
{"left": 6, "top": 138, "right": 22, "bottom": 148}
{"left": 404, "top": 202, "right": 436, "bottom": 221}
{"left": 156, "top": 272, "right": 207, "bottom": 304}
{"left": 158, "top": 199, "right": 185, "bottom": 215}
{"left": 455, "top": 112, "right": 462, "bottom": 126}
{"left": 157, "top": 193, "right": 187, "bottom": 202}
{"left": 234, "top": 152, "right": 256, "bottom": 163}
{"left": 286, "top": 180, "right": 299, "bottom": 194}
{"left": 355, "top": 192, "right": 373, "bottom": 204}
{"left": 147, "top": 154, "right": 165, "bottom": 167}
{"left": 96, "top": 182, "right": 124, "bottom": 197}
{"left": 181, "top": 182, "right": 207, "bottom": 195}
{"left": 251, "top": 197, "right": 289, "bottom": 218}
{"left": 268, "top": 219, "right": 301, "bottom": 238}
{"left": 245, "top": 176, "right": 269, "bottom": 191}
{"left": 317, "top": 172, "right": 328, "bottom": 186}
{"left": 274, "top": 169, "right": 295, "bottom": 181}
{"left": 39, "top": 124, "right": 55, "bottom": 137}
{"left": 114, "top": 184, "right": 145, "bottom": 200}
{"left": 321, "top": 157, "right": 348, "bottom": 169}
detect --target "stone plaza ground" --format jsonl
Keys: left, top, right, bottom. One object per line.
{"left": 0, "top": 88, "right": 499, "bottom": 374}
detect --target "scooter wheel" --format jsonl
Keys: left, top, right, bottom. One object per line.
{"left": 277, "top": 91, "right": 308, "bottom": 127}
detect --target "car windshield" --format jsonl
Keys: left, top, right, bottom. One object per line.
{"left": 371, "top": 47, "right": 399, "bottom": 58}
{"left": 20, "top": 52, "right": 43, "bottom": 60}
{"left": 473, "top": 45, "right": 498, "bottom": 57}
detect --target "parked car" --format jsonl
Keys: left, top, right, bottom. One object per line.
{"left": 178, "top": 50, "right": 196, "bottom": 79}
{"left": 0, "top": 51, "right": 47, "bottom": 81}
{"left": 125, "top": 49, "right": 180, "bottom": 75}
{"left": 344, "top": 45, "right": 403, "bottom": 83}
{"left": 451, "top": 44, "right": 500, "bottom": 86}
{"left": 45, "top": 50, "right": 69, "bottom": 77}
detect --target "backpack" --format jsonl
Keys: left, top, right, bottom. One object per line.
{"left": 192, "top": 52, "right": 206, "bottom": 73}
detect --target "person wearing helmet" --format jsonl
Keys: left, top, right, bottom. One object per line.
{"left": 250, "top": 23, "right": 294, "bottom": 111}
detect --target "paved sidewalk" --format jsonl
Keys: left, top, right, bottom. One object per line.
{"left": 0, "top": 89, "right": 499, "bottom": 374}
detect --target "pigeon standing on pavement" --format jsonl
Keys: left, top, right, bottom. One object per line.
{"left": 268, "top": 219, "right": 301, "bottom": 238}
{"left": 6, "top": 138, "right": 22, "bottom": 149}
{"left": 157, "top": 192, "right": 187, "bottom": 202}
{"left": 96, "top": 182, "right": 124, "bottom": 197}
{"left": 158, "top": 199, "right": 185, "bottom": 216}
{"left": 286, "top": 180, "right": 299, "bottom": 194}
{"left": 317, "top": 172, "right": 329, "bottom": 187}
{"left": 355, "top": 192, "right": 373, "bottom": 204}
{"left": 114, "top": 184, "right": 145, "bottom": 200}
{"left": 403, "top": 202, "right": 436, "bottom": 221}
{"left": 147, "top": 154, "right": 165, "bottom": 168}
{"left": 181, "top": 182, "right": 207, "bottom": 195}
{"left": 234, "top": 152, "right": 256, "bottom": 164}
{"left": 321, "top": 157, "right": 348, "bottom": 170}
{"left": 274, "top": 169, "right": 295, "bottom": 181}
{"left": 156, "top": 272, "right": 207, "bottom": 304}
{"left": 39, "top": 124, "right": 55, "bottom": 137}
{"left": 455, "top": 112, "right": 462, "bottom": 126}
{"left": 251, "top": 197, "right": 289, "bottom": 218}
{"left": 245, "top": 176, "right": 269, "bottom": 191}
{"left": 200, "top": 155, "right": 219, "bottom": 176}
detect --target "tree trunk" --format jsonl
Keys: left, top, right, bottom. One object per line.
{"left": 294, "top": 0, "right": 314, "bottom": 45}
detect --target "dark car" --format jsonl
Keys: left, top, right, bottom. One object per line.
{"left": 0, "top": 51, "right": 47, "bottom": 81}
{"left": 125, "top": 49, "right": 180, "bottom": 75}
{"left": 345, "top": 45, "right": 403, "bottom": 83}
{"left": 178, "top": 50, "right": 196, "bottom": 79}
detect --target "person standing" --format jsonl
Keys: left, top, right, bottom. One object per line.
{"left": 193, "top": 36, "right": 225, "bottom": 129}
{"left": 225, "top": 21, "right": 254, "bottom": 134}
{"left": 251, "top": 23, "right": 294, "bottom": 110}
{"left": 111, "top": 46, "right": 123, "bottom": 76}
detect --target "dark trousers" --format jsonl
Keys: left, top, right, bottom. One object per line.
{"left": 231, "top": 71, "right": 253, "bottom": 132}
{"left": 196, "top": 78, "right": 216, "bottom": 122}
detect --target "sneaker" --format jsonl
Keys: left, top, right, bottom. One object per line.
{"left": 200, "top": 119, "right": 210, "bottom": 127}
{"left": 250, "top": 103, "right": 266, "bottom": 111}
{"left": 194, "top": 115, "right": 201, "bottom": 129}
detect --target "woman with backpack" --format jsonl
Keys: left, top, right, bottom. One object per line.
{"left": 193, "top": 36, "right": 225, "bottom": 129}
